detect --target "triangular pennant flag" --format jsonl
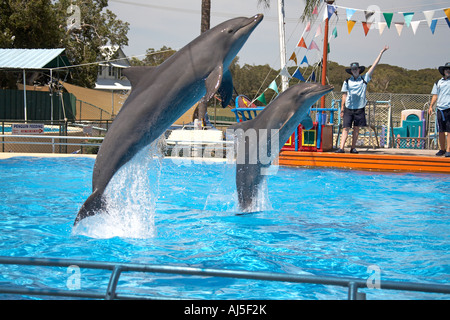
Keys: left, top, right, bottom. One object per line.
{"left": 423, "top": 10, "right": 435, "bottom": 27}
{"left": 312, "top": 6, "right": 318, "bottom": 15}
{"left": 293, "top": 69, "right": 305, "bottom": 82}
{"left": 411, "top": 20, "right": 420, "bottom": 34}
{"left": 327, "top": 43, "right": 330, "bottom": 54}
{"left": 446, "top": 17, "right": 450, "bottom": 28}
{"left": 347, "top": 20, "right": 356, "bottom": 34}
{"left": 395, "top": 22, "right": 404, "bottom": 36}
{"left": 256, "top": 92, "right": 266, "bottom": 105}
{"left": 378, "top": 22, "right": 387, "bottom": 35}
{"left": 346, "top": 8, "right": 356, "bottom": 21}
{"left": 383, "top": 12, "right": 394, "bottom": 28}
{"left": 300, "top": 55, "right": 308, "bottom": 65}
{"left": 268, "top": 80, "right": 278, "bottom": 93}
{"left": 403, "top": 12, "right": 414, "bottom": 27}
{"left": 297, "top": 37, "right": 307, "bottom": 48}
{"left": 362, "top": 22, "right": 371, "bottom": 36}
{"left": 308, "top": 40, "right": 320, "bottom": 51}
{"left": 280, "top": 67, "right": 292, "bottom": 79}
{"left": 365, "top": 10, "right": 375, "bottom": 22}
{"left": 315, "top": 25, "right": 322, "bottom": 37}
{"left": 445, "top": 8, "right": 450, "bottom": 21}
{"left": 430, "top": 19, "right": 438, "bottom": 34}
{"left": 305, "top": 21, "right": 311, "bottom": 32}
{"left": 311, "top": 71, "right": 316, "bottom": 82}
{"left": 327, "top": 5, "right": 336, "bottom": 20}
{"left": 332, "top": 26, "right": 338, "bottom": 38}
{"left": 323, "top": 6, "right": 328, "bottom": 21}
{"left": 289, "top": 52, "right": 297, "bottom": 65}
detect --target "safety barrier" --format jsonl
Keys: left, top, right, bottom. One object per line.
{"left": 0, "top": 256, "right": 449, "bottom": 300}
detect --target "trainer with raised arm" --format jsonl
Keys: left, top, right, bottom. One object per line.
{"left": 428, "top": 62, "right": 450, "bottom": 157}
{"left": 336, "top": 46, "right": 389, "bottom": 154}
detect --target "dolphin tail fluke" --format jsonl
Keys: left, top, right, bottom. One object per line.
{"left": 74, "top": 189, "right": 105, "bottom": 226}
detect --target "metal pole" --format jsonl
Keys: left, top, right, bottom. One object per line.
{"left": 23, "top": 69, "right": 27, "bottom": 122}
{"left": 321, "top": 1, "right": 335, "bottom": 108}
{"left": 278, "top": 0, "right": 288, "bottom": 92}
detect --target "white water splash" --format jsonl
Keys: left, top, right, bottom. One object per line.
{"left": 72, "top": 139, "right": 163, "bottom": 239}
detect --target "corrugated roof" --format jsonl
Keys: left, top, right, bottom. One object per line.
{"left": 0, "top": 48, "right": 68, "bottom": 69}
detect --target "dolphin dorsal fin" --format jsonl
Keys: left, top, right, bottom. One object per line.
{"left": 123, "top": 66, "right": 157, "bottom": 88}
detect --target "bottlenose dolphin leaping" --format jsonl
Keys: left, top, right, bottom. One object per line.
{"left": 74, "top": 14, "right": 264, "bottom": 225}
{"left": 228, "top": 83, "right": 334, "bottom": 211}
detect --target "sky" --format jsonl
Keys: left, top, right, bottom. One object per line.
{"left": 107, "top": 0, "right": 450, "bottom": 71}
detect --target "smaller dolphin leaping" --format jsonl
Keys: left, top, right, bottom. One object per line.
{"left": 74, "top": 14, "right": 264, "bottom": 225}
{"left": 228, "top": 83, "right": 334, "bottom": 211}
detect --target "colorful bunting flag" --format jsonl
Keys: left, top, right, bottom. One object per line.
{"left": 346, "top": 8, "right": 356, "bottom": 21}
{"left": 445, "top": 8, "right": 450, "bottom": 21}
{"left": 395, "top": 22, "right": 404, "bottom": 36}
{"left": 362, "top": 22, "right": 371, "bottom": 36}
{"left": 323, "top": 7, "right": 328, "bottom": 21}
{"left": 378, "top": 22, "right": 387, "bottom": 35}
{"left": 411, "top": 20, "right": 420, "bottom": 34}
{"left": 403, "top": 12, "right": 414, "bottom": 27}
{"left": 365, "top": 10, "right": 375, "bottom": 22}
{"left": 311, "top": 71, "right": 316, "bottom": 82}
{"left": 308, "top": 40, "right": 320, "bottom": 51}
{"left": 347, "top": 20, "right": 356, "bottom": 34}
{"left": 280, "top": 67, "right": 292, "bottom": 79}
{"left": 293, "top": 69, "right": 305, "bottom": 82}
{"left": 256, "top": 92, "right": 266, "bottom": 105}
{"left": 383, "top": 12, "right": 393, "bottom": 28}
{"left": 332, "top": 26, "right": 338, "bottom": 38}
{"left": 446, "top": 17, "right": 450, "bottom": 28}
{"left": 305, "top": 21, "right": 311, "bottom": 32}
{"left": 268, "top": 80, "right": 278, "bottom": 93}
{"left": 300, "top": 55, "right": 308, "bottom": 65}
{"left": 297, "top": 37, "right": 307, "bottom": 48}
{"left": 312, "top": 6, "right": 318, "bottom": 15}
{"left": 327, "top": 5, "right": 336, "bottom": 20}
{"left": 430, "top": 19, "right": 438, "bottom": 34}
{"left": 423, "top": 10, "right": 434, "bottom": 27}
{"left": 289, "top": 52, "right": 297, "bottom": 65}
{"left": 315, "top": 25, "right": 322, "bottom": 37}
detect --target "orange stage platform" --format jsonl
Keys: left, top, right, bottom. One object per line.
{"left": 278, "top": 149, "right": 450, "bottom": 174}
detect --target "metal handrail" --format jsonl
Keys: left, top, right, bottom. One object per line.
{"left": 0, "top": 256, "right": 448, "bottom": 300}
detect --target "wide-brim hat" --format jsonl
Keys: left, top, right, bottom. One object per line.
{"left": 438, "top": 62, "right": 450, "bottom": 76}
{"left": 345, "top": 62, "right": 365, "bottom": 75}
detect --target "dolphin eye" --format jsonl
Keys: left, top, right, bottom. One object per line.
{"left": 228, "top": 29, "right": 233, "bottom": 34}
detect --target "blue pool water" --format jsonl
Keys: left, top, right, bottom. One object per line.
{"left": 0, "top": 155, "right": 448, "bottom": 299}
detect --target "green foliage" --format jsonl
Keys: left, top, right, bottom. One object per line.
{"left": 0, "top": 0, "right": 129, "bottom": 88}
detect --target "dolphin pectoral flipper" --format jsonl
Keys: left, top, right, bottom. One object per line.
{"left": 74, "top": 189, "right": 105, "bottom": 226}
{"left": 218, "top": 69, "right": 233, "bottom": 107}
{"left": 300, "top": 115, "right": 314, "bottom": 130}
{"left": 204, "top": 65, "right": 224, "bottom": 101}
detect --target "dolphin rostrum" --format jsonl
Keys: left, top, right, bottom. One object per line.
{"left": 74, "top": 14, "right": 264, "bottom": 225}
{"left": 227, "top": 83, "right": 333, "bottom": 211}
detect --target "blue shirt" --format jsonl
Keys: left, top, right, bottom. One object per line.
{"left": 341, "top": 74, "right": 371, "bottom": 110}
{"left": 431, "top": 78, "right": 450, "bottom": 110}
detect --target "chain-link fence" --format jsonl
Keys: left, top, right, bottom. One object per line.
{"left": 319, "top": 92, "right": 437, "bottom": 150}
{"left": 0, "top": 92, "right": 440, "bottom": 154}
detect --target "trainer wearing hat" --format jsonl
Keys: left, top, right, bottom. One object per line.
{"left": 336, "top": 46, "right": 389, "bottom": 153}
{"left": 428, "top": 62, "right": 450, "bottom": 157}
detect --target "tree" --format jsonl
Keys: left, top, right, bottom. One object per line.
{"left": 54, "top": 0, "right": 129, "bottom": 88}
{"left": 0, "top": 0, "right": 129, "bottom": 88}
{"left": 200, "top": 0, "right": 211, "bottom": 33}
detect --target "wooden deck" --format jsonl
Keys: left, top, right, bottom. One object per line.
{"left": 278, "top": 148, "right": 450, "bottom": 174}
